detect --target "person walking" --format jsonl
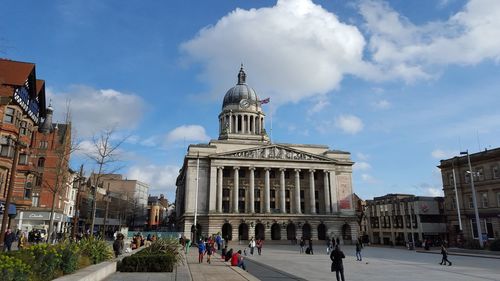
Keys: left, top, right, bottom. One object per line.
{"left": 330, "top": 245, "right": 346, "bottom": 281}
{"left": 198, "top": 239, "right": 206, "bottom": 263}
{"left": 249, "top": 237, "right": 256, "bottom": 255}
{"left": 18, "top": 231, "right": 27, "bottom": 250}
{"left": 3, "top": 229, "right": 15, "bottom": 252}
{"left": 308, "top": 238, "right": 314, "bottom": 255}
{"left": 256, "top": 238, "right": 263, "bottom": 255}
{"left": 439, "top": 245, "right": 452, "bottom": 266}
{"left": 113, "top": 233, "right": 125, "bottom": 258}
{"left": 299, "top": 238, "right": 305, "bottom": 254}
{"left": 355, "top": 241, "right": 362, "bottom": 261}
{"left": 205, "top": 240, "right": 213, "bottom": 264}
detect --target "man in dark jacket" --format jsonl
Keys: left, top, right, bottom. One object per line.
{"left": 330, "top": 245, "right": 346, "bottom": 281}
{"left": 3, "top": 229, "right": 15, "bottom": 252}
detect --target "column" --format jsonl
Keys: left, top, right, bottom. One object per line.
{"left": 217, "top": 167, "right": 223, "bottom": 213}
{"left": 229, "top": 112, "right": 232, "bottom": 133}
{"left": 249, "top": 167, "right": 255, "bottom": 213}
{"left": 264, "top": 168, "right": 271, "bottom": 213}
{"left": 233, "top": 167, "right": 239, "bottom": 213}
{"left": 323, "top": 170, "right": 331, "bottom": 214}
{"left": 209, "top": 165, "right": 217, "bottom": 211}
{"left": 242, "top": 115, "right": 246, "bottom": 134}
{"left": 294, "top": 169, "right": 301, "bottom": 214}
{"left": 309, "top": 169, "right": 316, "bottom": 214}
{"left": 330, "top": 172, "right": 338, "bottom": 212}
{"left": 280, "top": 168, "right": 286, "bottom": 214}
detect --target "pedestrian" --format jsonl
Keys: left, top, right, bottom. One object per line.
{"left": 221, "top": 245, "right": 228, "bottom": 261}
{"left": 249, "top": 237, "right": 256, "bottom": 255}
{"left": 299, "top": 238, "right": 305, "bottom": 254}
{"left": 18, "top": 231, "right": 27, "bottom": 250}
{"left": 185, "top": 237, "right": 191, "bottom": 254}
{"left": 332, "top": 237, "right": 336, "bottom": 249}
{"left": 355, "top": 241, "right": 362, "bottom": 261}
{"left": 225, "top": 248, "right": 233, "bottom": 262}
{"left": 205, "top": 240, "right": 213, "bottom": 264}
{"left": 113, "top": 233, "right": 125, "bottom": 258}
{"left": 308, "top": 238, "right": 314, "bottom": 255}
{"left": 3, "top": 229, "right": 15, "bottom": 252}
{"left": 327, "top": 239, "right": 332, "bottom": 254}
{"left": 198, "top": 239, "right": 206, "bottom": 263}
{"left": 439, "top": 245, "right": 452, "bottom": 266}
{"left": 216, "top": 233, "right": 222, "bottom": 250}
{"left": 336, "top": 237, "right": 340, "bottom": 246}
{"left": 256, "top": 238, "right": 263, "bottom": 255}
{"left": 330, "top": 245, "right": 346, "bottom": 281}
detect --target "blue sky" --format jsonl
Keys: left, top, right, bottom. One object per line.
{"left": 2, "top": 0, "right": 500, "bottom": 202}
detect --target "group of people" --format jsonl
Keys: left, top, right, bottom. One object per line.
{"left": 246, "top": 237, "right": 263, "bottom": 256}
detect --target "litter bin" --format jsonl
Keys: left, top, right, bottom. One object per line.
{"left": 408, "top": 242, "right": 414, "bottom": 250}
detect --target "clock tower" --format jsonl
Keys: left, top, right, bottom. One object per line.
{"left": 218, "top": 66, "right": 269, "bottom": 143}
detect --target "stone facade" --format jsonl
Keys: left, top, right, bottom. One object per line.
{"left": 438, "top": 148, "right": 500, "bottom": 247}
{"left": 175, "top": 67, "right": 357, "bottom": 243}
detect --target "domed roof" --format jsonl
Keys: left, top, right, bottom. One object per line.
{"left": 222, "top": 66, "right": 259, "bottom": 109}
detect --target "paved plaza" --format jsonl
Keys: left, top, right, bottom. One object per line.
{"left": 242, "top": 244, "right": 500, "bottom": 281}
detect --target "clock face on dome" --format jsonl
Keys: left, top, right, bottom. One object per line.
{"left": 239, "top": 99, "right": 250, "bottom": 109}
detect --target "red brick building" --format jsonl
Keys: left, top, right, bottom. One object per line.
{"left": 0, "top": 59, "right": 46, "bottom": 232}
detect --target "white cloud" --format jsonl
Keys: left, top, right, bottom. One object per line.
{"left": 356, "top": 152, "right": 369, "bottom": 161}
{"left": 181, "top": 0, "right": 366, "bottom": 105}
{"left": 372, "top": 99, "right": 391, "bottom": 110}
{"left": 335, "top": 114, "right": 364, "bottom": 134}
{"left": 431, "top": 149, "right": 457, "bottom": 159}
{"left": 354, "top": 161, "right": 371, "bottom": 171}
{"left": 47, "top": 86, "right": 146, "bottom": 137}
{"left": 166, "top": 125, "right": 210, "bottom": 143}
{"left": 425, "top": 187, "right": 444, "bottom": 197}
{"left": 361, "top": 173, "right": 378, "bottom": 184}
{"left": 127, "top": 164, "right": 180, "bottom": 201}
{"left": 359, "top": 0, "right": 500, "bottom": 80}
{"left": 308, "top": 97, "right": 330, "bottom": 115}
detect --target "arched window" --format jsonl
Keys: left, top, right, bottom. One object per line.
{"left": 37, "top": 157, "right": 45, "bottom": 167}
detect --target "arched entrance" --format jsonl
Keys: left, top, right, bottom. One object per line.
{"left": 271, "top": 223, "right": 281, "bottom": 240}
{"left": 255, "top": 223, "right": 265, "bottom": 240}
{"left": 342, "top": 223, "right": 352, "bottom": 242}
{"left": 287, "top": 223, "right": 296, "bottom": 240}
{"left": 317, "top": 223, "right": 327, "bottom": 240}
{"left": 302, "top": 223, "right": 311, "bottom": 240}
{"left": 239, "top": 223, "right": 249, "bottom": 241}
{"left": 222, "top": 223, "right": 232, "bottom": 241}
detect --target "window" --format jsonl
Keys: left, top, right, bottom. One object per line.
{"left": 481, "top": 193, "right": 488, "bottom": 208}
{"left": 270, "top": 189, "right": 276, "bottom": 198}
{"left": 451, "top": 199, "right": 456, "bottom": 210}
{"left": 464, "top": 172, "right": 470, "bottom": 183}
{"left": 493, "top": 166, "right": 499, "bottom": 179}
{"left": 222, "top": 201, "right": 229, "bottom": 213}
{"left": 254, "top": 170, "right": 261, "bottom": 178}
{"left": 239, "top": 170, "right": 246, "bottom": 178}
{"left": 3, "top": 107, "right": 15, "bottom": 123}
{"left": 476, "top": 168, "right": 484, "bottom": 181}
{"left": 18, "top": 153, "right": 28, "bottom": 165}
{"left": 222, "top": 188, "right": 230, "bottom": 197}
{"left": 37, "top": 157, "right": 45, "bottom": 167}
{"left": 0, "top": 144, "right": 13, "bottom": 157}
{"left": 471, "top": 219, "right": 495, "bottom": 239}
{"left": 269, "top": 170, "right": 276, "bottom": 178}
{"left": 468, "top": 195, "right": 474, "bottom": 208}
{"left": 19, "top": 121, "right": 28, "bottom": 136}
{"left": 31, "top": 195, "right": 39, "bottom": 207}
{"left": 448, "top": 173, "right": 454, "bottom": 185}
{"left": 39, "top": 141, "right": 48, "bottom": 149}
{"left": 284, "top": 171, "right": 290, "bottom": 179}
{"left": 24, "top": 182, "right": 32, "bottom": 199}
{"left": 223, "top": 169, "right": 230, "bottom": 178}
{"left": 238, "top": 188, "right": 245, "bottom": 197}
{"left": 285, "top": 189, "right": 290, "bottom": 198}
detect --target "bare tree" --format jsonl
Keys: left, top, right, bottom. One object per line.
{"left": 85, "top": 128, "right": 127, "bottom": 237}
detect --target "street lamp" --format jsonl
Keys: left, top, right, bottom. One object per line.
{"left": 460, "top": 150, "right": 484, "bottom": 248}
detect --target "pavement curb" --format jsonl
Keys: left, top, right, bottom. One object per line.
{"left": 415, "top": 250, "right": 500, "bottom": 260}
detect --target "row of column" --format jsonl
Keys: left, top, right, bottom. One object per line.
{"left": 216, "top": 167, "right": 333, "bottom": 215}
{"left": 220, "top": 112, "right": 264, "bottom": 135}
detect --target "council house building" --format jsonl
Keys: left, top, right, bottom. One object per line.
{"left": 175, "top": 66, "right": 357, "bottom": 243}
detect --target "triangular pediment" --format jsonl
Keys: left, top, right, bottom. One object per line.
{"left": 212, "top": 144, "right": 334, "bottom": 162}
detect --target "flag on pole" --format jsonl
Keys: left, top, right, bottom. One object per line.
{"left": 259, "top": 97, "right": 270, "bottom": 104}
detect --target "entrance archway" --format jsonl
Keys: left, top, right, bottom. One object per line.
{"left": 222, "top": 223, "right": 232, "bottom": 241}
{"left": 317, "top": 223, "right": 327, "bottom": 240}
{"left": 271, "top": 223, "right": 281, "bottom": 240}
{"left": 255, "top": 223, "right": 265, "bottom": 240}
{"left": 287, "top": 223, "right": 296, "bottom": 240}
{"left": 342, "top": 223, "right": 352, "bottom": 242}
{"left": 239, "top": 223, "right": 249, "bottom": 241}
{"left": 302, "top": 223, "right": 311, "bottom": 240}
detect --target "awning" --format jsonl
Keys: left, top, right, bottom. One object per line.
{"left": 0, "top": 201, "right": 16, "bottom": 215}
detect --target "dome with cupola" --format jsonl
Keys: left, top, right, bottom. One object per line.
{"left": 222, "top": 65, "right": 260, "bottom": 110}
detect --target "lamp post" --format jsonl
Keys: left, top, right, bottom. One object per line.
{"left": 0, "top": 135, "right": 25, "bottom": 247}
{"left": 451, "top": 158, "right": 463, "bottom": 231}
{"left": 71, "top": 165, "right": 85, "bottom": 240}
{"left": 460, "top": 150, "right": 484, "bottom": 248}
